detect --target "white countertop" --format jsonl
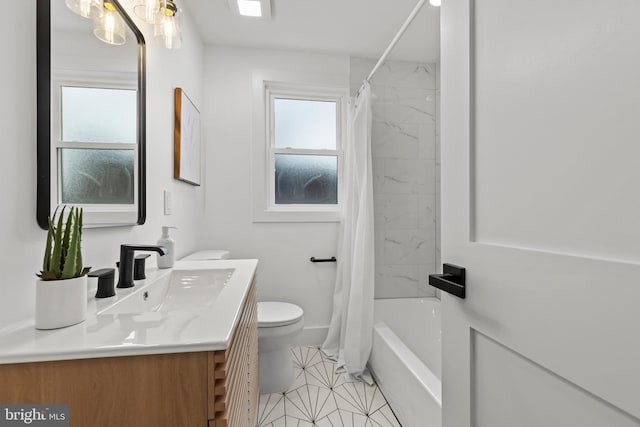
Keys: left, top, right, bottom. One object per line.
{"left": 0, "top": 259, "right": 258, "bottom": 365}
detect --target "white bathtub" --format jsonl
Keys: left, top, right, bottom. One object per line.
{"left": 369, "top": 298, "right": 442, "bottom": 427}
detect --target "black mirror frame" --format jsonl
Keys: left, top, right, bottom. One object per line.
{"left": 36, "top": 0, "right": 147, "bottom": 230}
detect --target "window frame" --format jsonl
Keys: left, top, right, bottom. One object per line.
{"left": 267, "top": 87, "right": 342, "bottom": 211}
{"left": 252, "top": 71, "right": 348, "bottom": 223}
{"left": 51, "top": 69, "right": 139, "bottom": 226}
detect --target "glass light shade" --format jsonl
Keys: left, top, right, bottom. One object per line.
{"left": 153, "top": 0, "right": 177, "bottom": 33}
{"left": 429, "top": 0, "right": 441, "bottom": 5}
{"left": 65, "top": 0, "right": 102, "bottom": 18}
{"left": 93, "top": 7, "right": 127, "bottom": 45}
{"left": 133, "top": 0, "right": 161, "bottom": 24}
{"left": 157, "top": 14, "right": 182, "bottom": 49}
{"left": 153, "top": 21, "right": 164, "bottom": 37}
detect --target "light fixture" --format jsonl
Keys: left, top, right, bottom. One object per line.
{"left": 93, "top": 0, "right": 127, "bottom": 45}
{"left": 228, "top": 0, "right": 271, "bottom": 19}
{"left": 65, "top": 0, "right": 103, "bottom": 19}
{"left": 133, "top": 0, "right": 161, "bottom": 24}
{"left": 429, "top": 0, "right": 441, "bottom": 6}
{"left": 155, "top": 0, "right": 182, "bottom": 49}
{"left": 238, "top": 0, "right": 261, "bottom": 17}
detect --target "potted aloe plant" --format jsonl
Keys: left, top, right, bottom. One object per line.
{"left": 35, "top": 206, "right": 91, "bottom": 330}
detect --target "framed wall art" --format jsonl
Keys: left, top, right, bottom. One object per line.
{"left": 174, "top": 87, "right": 201, "bottom": 186}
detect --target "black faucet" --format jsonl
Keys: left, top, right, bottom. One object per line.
{"left": 117, "top": 245, "right": 168, "bottom": 288}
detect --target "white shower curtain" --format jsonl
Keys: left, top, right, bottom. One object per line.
{"left": 321, "top": 82, "right": 375, "bottom": 381}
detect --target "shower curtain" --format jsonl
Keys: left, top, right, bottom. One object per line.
{"left": 321, "top": 81, "right": 375, "bottom": 381}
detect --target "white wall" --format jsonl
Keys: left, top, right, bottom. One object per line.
{"left": 0, "top": 2, "right": 205, "bottom": 327}
{"left": 202, "top": 46, "right": 348, "bottom": 343}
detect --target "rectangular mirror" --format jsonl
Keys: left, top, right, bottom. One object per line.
{"left": 37, "top": 0, "right": 146, "bottom": 229}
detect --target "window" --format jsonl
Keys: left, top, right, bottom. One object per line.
{"left": 52, "top": 71, "right": 139, "bottom": 226}
{"left": 271, "top": 97, "right": 339, "bottom": 205}
{"left": 253, "top": 74, "right": 347, "bottom": 222}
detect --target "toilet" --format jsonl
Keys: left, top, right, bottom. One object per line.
{"left": 257, "top": 301, "right": 304, "bottom": 393}
{"left": 182, "top": 250, "right": 305, "bottom": 394}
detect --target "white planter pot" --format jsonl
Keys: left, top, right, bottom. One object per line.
{"left": 35, "top": 276, "right": 88, "bottom": 330}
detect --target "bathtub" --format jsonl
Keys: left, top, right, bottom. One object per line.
{"left": 369, "top": 298, "right": 442, "bottom": 427}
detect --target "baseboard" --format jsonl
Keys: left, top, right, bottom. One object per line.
{"left": 295, "top": 326, "right": 328, "bottom": 347}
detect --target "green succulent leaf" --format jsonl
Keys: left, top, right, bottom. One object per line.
{"left": 50, "top": 206, "right": 66, "bottom": 278}
{"left": 42, "top": 217, "right": 54, "bottom": 273}
{"left": 43, "top": 205, "right": 60, "bottom": 275}
{"left": 61, "top": 206, "right": 74, "bottom": 270}
{"left": 61, "top": 208, "right": 79, "bottom": 280}
{"left": 75, "top": 208, "right": 84, "bottom": 277}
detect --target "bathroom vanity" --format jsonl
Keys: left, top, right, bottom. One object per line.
{"left": 0, "top": 259, "right": 259, "bottom": 427}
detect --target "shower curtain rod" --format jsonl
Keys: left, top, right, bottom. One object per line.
{"left": 358, "top": 0, "right": 427, "bottom": 95}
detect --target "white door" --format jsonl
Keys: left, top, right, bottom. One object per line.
{"left": 441, "top": 1, "right": 640, "bottom": 426}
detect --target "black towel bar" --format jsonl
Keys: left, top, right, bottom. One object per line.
{"left": 310, "top": 257, "right": 337, "bottom": 263}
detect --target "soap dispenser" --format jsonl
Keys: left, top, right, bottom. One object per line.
{"left": 157, "top": 226, "right": 177, "bottom": 268}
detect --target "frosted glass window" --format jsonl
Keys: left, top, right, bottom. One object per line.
{"left": 61, "top": 87, "right": 136, "bottom": 143}
{"left": 60, "top": 148, "right": 134, "bottom": 204}
{"left": 274, "top": 99, "right": 336, "bottom": 149}
{"left": 275, "top": 154, "right": 337, "bottom": 204}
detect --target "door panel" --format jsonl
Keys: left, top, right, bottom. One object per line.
{"left": 472, "top": 0, "right": 640, "bottom": 263}
{"left": 451, "top": 247, "right": 640, "bottom": 419}
{"left": 473, "top": 332, "right": 639, "bottom": 427}
{"left": 441, "top": 0, "right": 640, "bottom": 426}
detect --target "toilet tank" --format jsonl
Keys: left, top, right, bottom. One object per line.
{"left": 182, "top": 250, "right": 231, "bottom": 261}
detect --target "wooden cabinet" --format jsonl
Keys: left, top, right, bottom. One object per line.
{"left": 209, "top": 279, "right": 259, "bottom": 427}
{"left": 0, "top": 280, "right": 258, "bottom": 427}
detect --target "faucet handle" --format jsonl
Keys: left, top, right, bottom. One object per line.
{"left": 134, "top": 254, "right": 151, "bottom": 280}
{"left": 89, "top": 268, "right": 116, "bottom": 298}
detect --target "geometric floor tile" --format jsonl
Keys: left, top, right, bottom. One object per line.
{"left": 257, "top": 346, "right": 402, "bottom": 427}
{"left": 286, "top": 384, "right": 337, "bottom": 422}
{"left": 256, "top": 392, "right": 286, "bottom": 426}
{"left": 333, "top": 382, "right": 388, "bottom": 416}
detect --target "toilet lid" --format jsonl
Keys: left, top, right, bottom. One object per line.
{"left": 258, "top": 302, "right": 304, "bottom": 328}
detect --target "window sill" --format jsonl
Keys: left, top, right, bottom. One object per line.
{"left": 54, "top": 206, "right": 139, "bottom": 228}
{"left": 252, "top": 208, "right": 341, "bottom": 223}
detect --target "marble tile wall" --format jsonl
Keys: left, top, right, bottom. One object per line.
{"left": 350, "top": 58, "right": 441, "bottom": 299}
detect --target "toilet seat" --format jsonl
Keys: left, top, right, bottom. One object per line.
{"left": 258, "top": 302, "right": 304, "bottom": 328}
